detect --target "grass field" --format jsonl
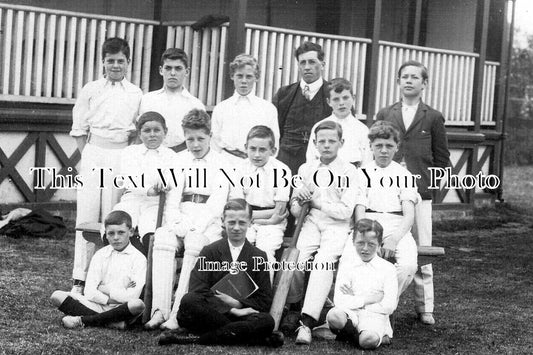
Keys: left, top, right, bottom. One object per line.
{"left": 1, "top": 166, "right": 532, "bottom": 355}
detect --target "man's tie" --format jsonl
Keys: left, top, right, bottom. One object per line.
{"left": 303, "top": 85, "right": 311, "bottom": 101}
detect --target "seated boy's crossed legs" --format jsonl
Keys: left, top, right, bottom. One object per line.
{"left": 326, "top": 307, "right": 386, "bottom": 349}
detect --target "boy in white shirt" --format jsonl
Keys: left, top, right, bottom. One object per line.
{"left": 145, "top": 109, "right": 230, "bottom": 331}
{"left": 289, "top": 120, "right": 358, "bottom": 345}
{"left": 70, "top": 38, "right": 142, "bottom": 294}
{"left": 211, "top": 54, "right": 279, "bottom": 164}
{"left": 139, "top": 48, "right": 205, "bottom": 152}
{"left": 234, "top": 125, "right": 291, "bottom": 282}
{"left": 327, "top": 218, "right": 397, "bottom": 349}
{"left": 50, "top": 211, "right": 146, "bottom": 330}
{"left": 112, "top": 111, "right": 182, "bottom": 239}
{"left": 306, "top": 78, "right": 371, "bottom": 167}
{"left": 355, "top": 121, "right": 418, "bottom": 299}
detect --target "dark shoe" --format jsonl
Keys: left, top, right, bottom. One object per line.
{"left": 280, "top": 311, "right": 300, "bottom": 335}
{"left": 265, "top": 330, "right": 284, "bottom": 348}
{"left": 158, "top": 329, "right": 198, "bottom": 345}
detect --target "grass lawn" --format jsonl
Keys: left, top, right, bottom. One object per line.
{"left": 1, "top": 166, "right": 532, "bottom": 355}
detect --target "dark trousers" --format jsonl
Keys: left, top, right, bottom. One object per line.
{"left": 59, "top": 296, "right": 134, "bottom": 327}
{"left": 177, "top": 293, "right": 274, "bottom": 345}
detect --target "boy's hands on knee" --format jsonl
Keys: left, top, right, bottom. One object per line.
{"left": 230, "top": 307, "right": 259, "bottom": 317}
{"left": 215, "top": 290, "right": 242, "bottom": 309}
{"left": 380, "top": 236, "right": 401, "bottom": 261}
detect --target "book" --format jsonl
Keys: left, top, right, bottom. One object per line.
{"left": 211, "top": 271, "right": 259, "bottom": 300}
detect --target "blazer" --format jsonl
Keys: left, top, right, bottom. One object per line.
{"left": 376, "top": 101, "right": 451, "bottom": 200}
{"left": 272, "top": 80, "right": 332, "bottom": 141}
{"left": 188, "top": 238, "right": 272, "bottom": 313}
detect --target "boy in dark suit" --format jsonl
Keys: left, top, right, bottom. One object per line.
{"left": 158, "top": 199, "right": 283, "bottom": 347}
{"left": 272, "top": 41, "right": 332, "bottom": 175}
{"left": 376, "top": 60, "right": 451, "bottom": 325}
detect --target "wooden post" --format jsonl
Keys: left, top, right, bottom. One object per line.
{"left": 497, "top": 0, "right": 516, "bottom": 201}
{"left": 471, "top": 0, "right": 490, "bottom": 132}
{"left": 148, "top": 0, "right": 165, "bottom": 91}
{"left": 362, "top": 0, "right": 382, "bottom": 126}
{"left": 413, "top": 0, "right": 423, "bottom": 45}
{"left": 224, "top": 0, "right": 247, "bottom": 99}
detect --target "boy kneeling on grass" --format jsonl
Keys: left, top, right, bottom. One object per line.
{"left": 327, "top": 219, "right": 397, "bottom": 349}
{"left": 50, "top": 211, "right": 146, "bottom": 330}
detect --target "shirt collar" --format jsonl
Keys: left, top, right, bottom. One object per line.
{"left": 141, "top": 145, "right": 161, "bottom": 155}
{"left": 231, "top": 90, "right": 257, "bottom": 104}
{"left": 188, "top": 148, "right": 214, "bottom": 162}
{"left": 300, "top": 78, "right": 323, "bottom": 92}
{"left": 103, "top": 242, "right": 135, "bottom": 257}
{"left": 316, "top": 156, "right": 342, "bottom": 170}
{"left": 401, "top": 100, "right": 420, "bottom": 111}
{"left": 156, "top": 86, "right": 195, "bottom": 99}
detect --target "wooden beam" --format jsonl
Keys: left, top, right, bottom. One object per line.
{"left": 471, "top": 0, "right": 490, "bottom": 132}
{"left": 148, "top": 0, "right": 165, "bottom": 91}
{"left": 413, "top": 0, "right": 423, "bottom": 45}
{"left": 362, "top": 0, "right": 382, "bottom": 126}
{"left": 224, "top": 0, "right": 247, "bottom": 99}
{"left": 498, "top": 0, "right": 516, "bottom": 201}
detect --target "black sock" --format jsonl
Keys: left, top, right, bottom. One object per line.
{"left": 58, "top": 296, "right": 97, "bottom": 316}
{"left": 337, "top": 319, "right": 358, "bottom": 344}
{"left": 300, "top": 313, "right": 316, "bottom": 328}
{"left": 81, "top": 303, "right": 133, "bottom": 327}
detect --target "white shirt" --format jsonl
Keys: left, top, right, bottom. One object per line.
{"left": 228, "top": 241, "right": 245, "bottom": 262}
{"left": 211, "top": 91, "right": 279, "bottom": 153}
{"left": 335, "top": 252, "right": 398, "bottom": 316}
{"left": 356, "top": 160, "right": 419, "bottom": 212}
{"left": 117, "top": 143, "right": 184, "bottom": 228}
{"left": 299, "top": 78, "right": 323, "bottom": 101}
{"left": 306, "top": 114, "right": 372, "bottom": 165}
{"left": 402, "top": 102, "right": 419, "bottom": 130}
{"left": 172, "top": 149, "right": 230, "bottom": 233}
{"left": 71, "top": 78, "right": 142, "bottom": 143}
{"left": 292, "top": 157, "right": 358, "bottom": 223}
{"left": 139, "top": 87, "right": 205, "bottom": 147}
{"left": 84, "top": 243, "right": 146, "bottom": 305}
{"left": 233, "top": 157, "right": 291, "bottom": 208}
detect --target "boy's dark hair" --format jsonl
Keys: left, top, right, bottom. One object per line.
{"left": 295, "top": 41, "right": 325, "bottom": 62}
{"left": 230, "top": 53, "right": 260, "bottom": 79}
{"left": 160, "top": 48, "right": 189, "bottom": 68}
{"left": 102, "top": 37, "right": 130, "bottom": 60}
{"left": 104, "top": 210, "right": 132, "bottom": 229}
{"left": 326, "top": 78, "right": 353, "bottom": 98}
{"left": 246, "top": 125, "right": 275, "bottom": 148}
{"left": 182, "top": 109, "right": 211, "bottom": 134}
{"left": 223, "top": 198, "right": 252, "bottom": 220}
{"left": 314, "top": 120, "right": 343, "bottom": 140}
{"left": 397, "top": 60, "right": 428, "bottom": 81}
{"left": 368, "top": 121, "right": 400, "bottom": 144}
{"left": 137, "top": 111, "right": 168, "bottom": 132}
{"left": 353, "top": 218, "right": 384, "bottom": 244}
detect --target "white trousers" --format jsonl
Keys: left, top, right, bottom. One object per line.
{"left": 287, "top": 214, "right": 351, "bottom": 320}
{"left": 73, "top": 143, "right": 122, "bottom": 281}
{"left": 246, "top": 222, "right": 286, "bottom": 282}
{"left": 412, "top": 200, "right": 434, "bottom": 313}
{"left": 366, "top": 212, "right": 418, "bottom": 297}
{"left": 113, "top": 193, "right": 160, "bottom": 238}
{"left": 150, "top": 209, "right": 222, "bottom": 319}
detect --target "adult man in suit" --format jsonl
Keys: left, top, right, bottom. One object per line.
{"left": 272, "top": 41, "right": 332, "bottom": 175}
{"left": 376, "top": 60, "right": 450, "bottom": 326}
{"left": 158, "top": 199, "right": 283, "bottom": 347}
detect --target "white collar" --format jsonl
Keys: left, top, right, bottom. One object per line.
{"left": 299, "top": 78, "right": 323, "bottom": 92}
{"left": 103, "top": 243, "right": 135, "bottom": 257}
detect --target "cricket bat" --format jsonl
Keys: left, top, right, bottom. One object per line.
{"left": 269, "top": 202, "right": 310, "bottom": 330}
{"left": 142, "top": 192, "right": 166, "bottom": 324}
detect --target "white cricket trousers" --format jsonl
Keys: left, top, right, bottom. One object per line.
{"left": 412, "top": 200, "right": 434, "bottom": 313}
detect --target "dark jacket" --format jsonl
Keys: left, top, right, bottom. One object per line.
{"left": 188, "top": 238, "right": 272, "bottom": 313}
{"left": 272, "top": 80, "right": 332, "bottom": 141}
{"left": 376, "top": 101, "right": 451, "bottom": 200}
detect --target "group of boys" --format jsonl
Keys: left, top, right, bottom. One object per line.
{"left": 50, "top": 36, "right": 449, "bottom": 350}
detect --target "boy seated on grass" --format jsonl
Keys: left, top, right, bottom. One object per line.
{"left": 306, "top": 78, "right": 371, "bottom": 167}
{"left": 288, "top": 120, "right": 358, "bottom": 345}
{"left": 327, "top": 219, "right": 397, "bottom": 350}
{"left": 232, "top": 125, "right": 291, "bottom": 282}
{"left": 50, "top": 211, "right": 146, "bottom": 330}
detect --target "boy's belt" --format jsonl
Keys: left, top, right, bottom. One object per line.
{"left": 250, "top": 205, "right": 275, "bottom": 211}
{"left": 365, "top": 209, "right": 403, "bottom": 216}
{"left": 181, "top": 193, "right": 209, "bottom": 203}
{"left": 87, "top": 133, "right": 128, "bottom": 149}
{"left": 170, "top": 141, "right": 187, "bottom": 153}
